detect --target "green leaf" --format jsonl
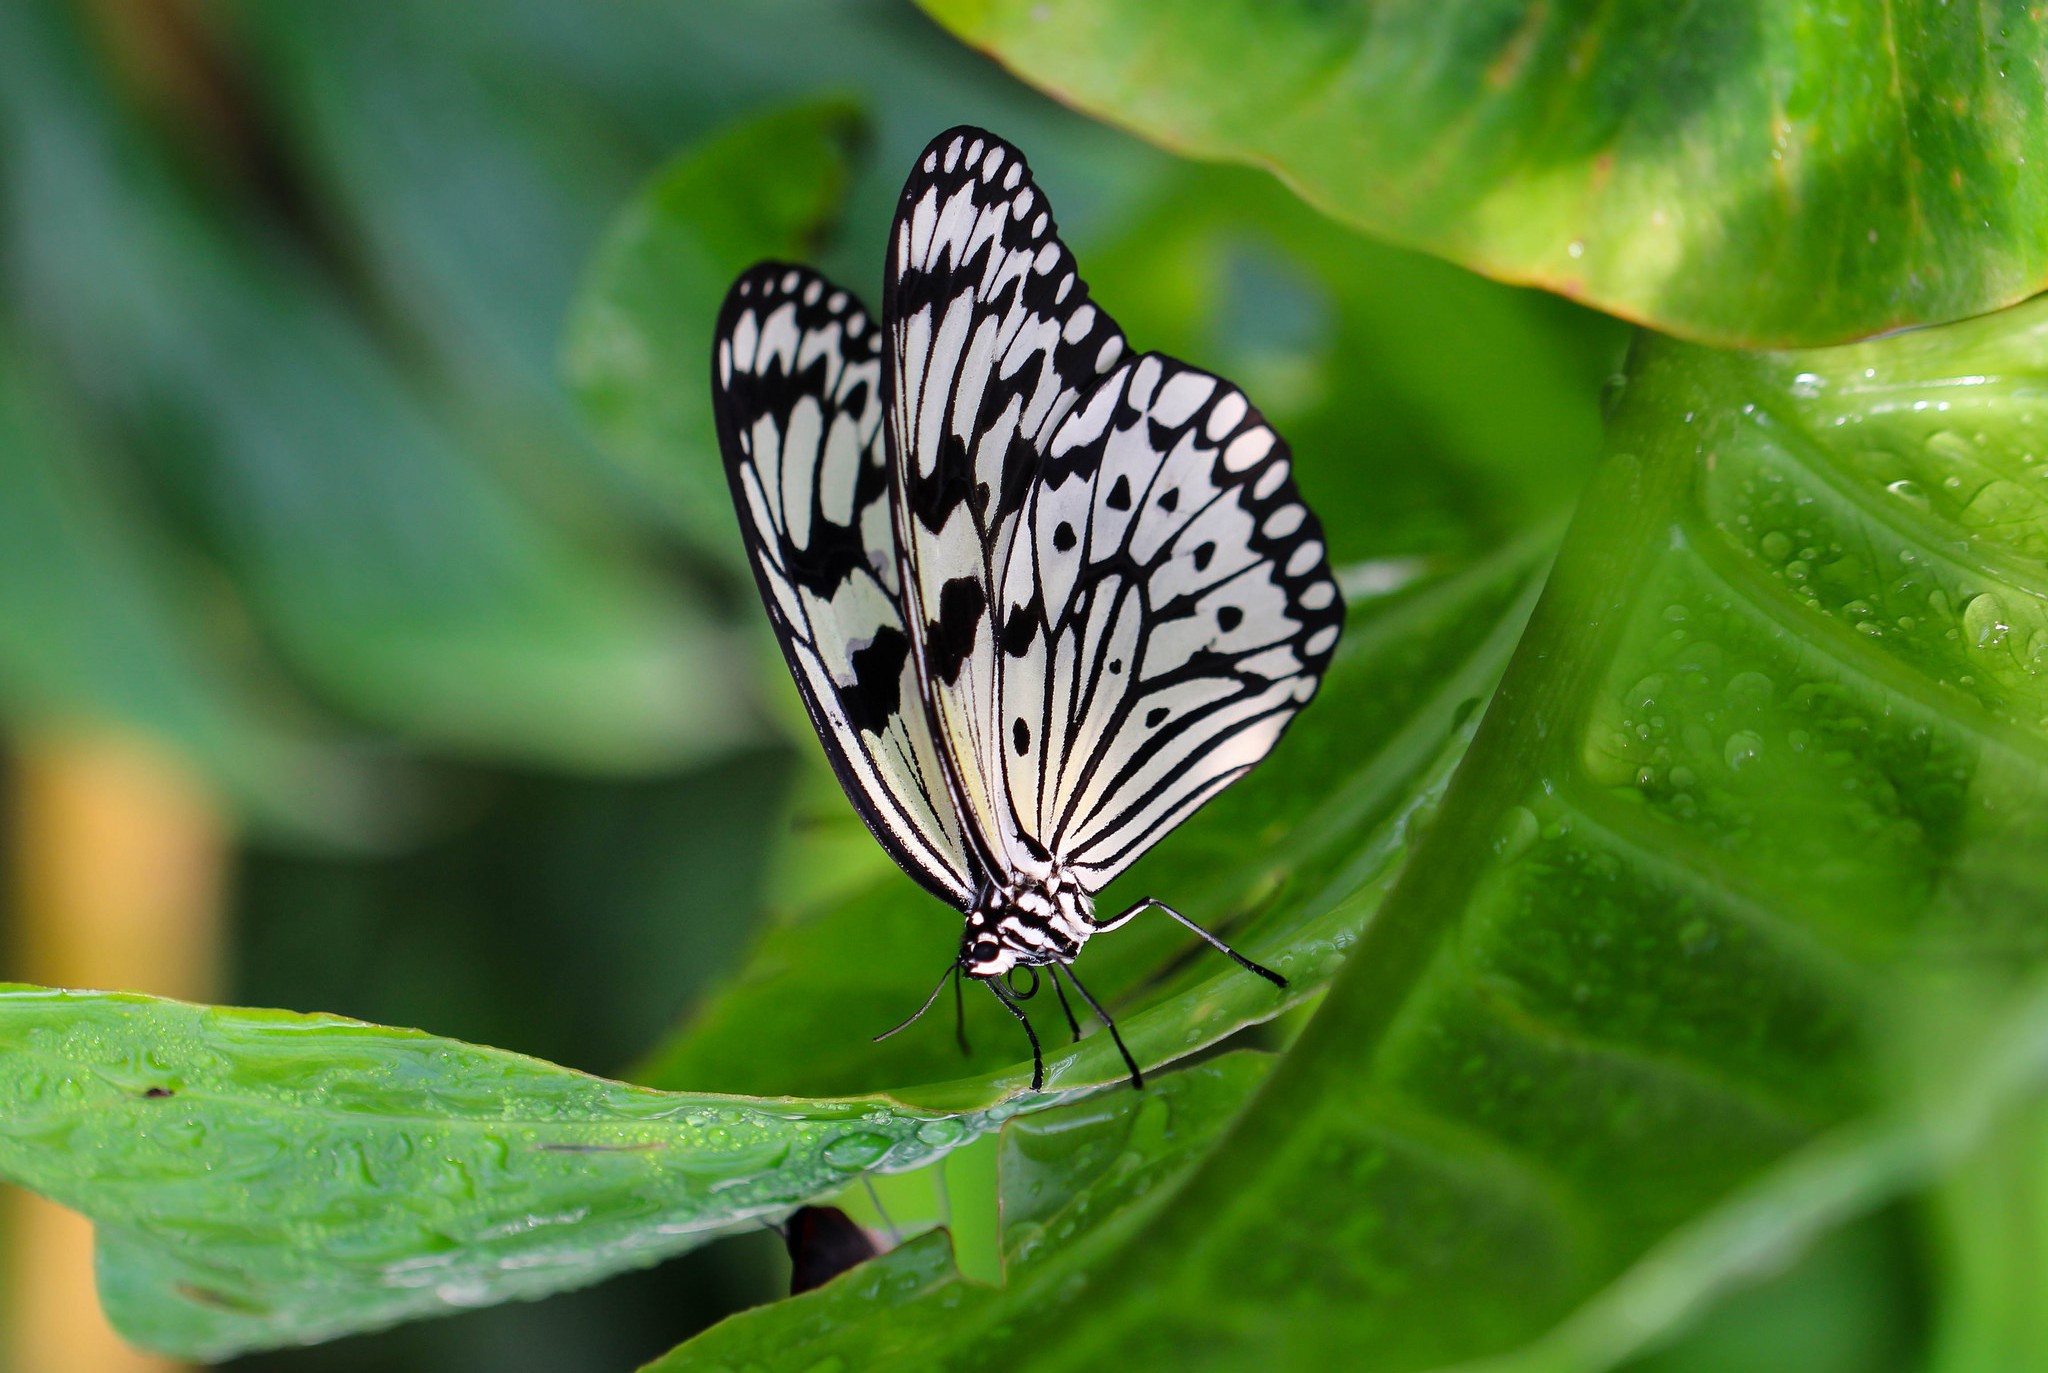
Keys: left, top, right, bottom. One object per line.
{"left": 565, "top": 101, "right": 866, "bottom": 559}
{"left": 0, "top": 986, "right": 1008, "bottom": 1360}
{"left": 644, "top": 1054, "right": 1273, "bottom": 1372}
{"left": 918, "top": 0, "right": 2048, "bottom": 348}
{"left": 646, "top": 287, "right": 2048, "bottom": 1368}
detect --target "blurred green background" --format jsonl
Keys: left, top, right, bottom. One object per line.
{"left": 1, "top": 0, "right": 1961, "bottom": 1370}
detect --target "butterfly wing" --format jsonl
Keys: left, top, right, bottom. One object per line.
{"left": 713, "top": 263, "right": 979, "bottom": 907}
{"left": 997, "top": 353, "right": 1344, "bottom": 890}
{"left": 884, "top": 127, "right": 1129, "bottom": 879}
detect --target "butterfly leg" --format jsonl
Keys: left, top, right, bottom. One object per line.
{"left": 1048, "top": 966, "right": 1084, "bottom": 1042}
{"left": 951, "top": 965, "right": 972, "bottom": 1058}
{"left": 1096, "top": 898, "right": 1288, "bottom": 989}
{"left": 986, "top": 975, "right": 1045, "bottom": 1091}
{"left": 1057, "top": 964, "right": 1143, "bottom": 1090}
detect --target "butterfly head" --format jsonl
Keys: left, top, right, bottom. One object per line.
{"left": 959, "top": 873, "right": 1094, "bottom": 979}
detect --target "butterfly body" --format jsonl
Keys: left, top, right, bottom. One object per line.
{"left": 961, "top": 867, "right": 1094, "bottom": 978}
{"left": 711, "top": 128, "right": 1342, "bottom": 1088}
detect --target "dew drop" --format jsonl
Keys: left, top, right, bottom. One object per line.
{"left": 1724, "top": 671, "right": 1775, "bottom": 709}
{"left": 915, "top": 1118, "right": 966, "bottom": 1147}
{"left": 1494, "top": 806, "right": 1539, "bottom": 861}
{"left": 1885, "top": 479, "right": 1930, "bottom": 509}
{"left": 821, "top": 1132, "right": 893, "bottom": 1171}
{"left": 1964, "top": 593, "right": 2012, "bottom": 649}
{"left": 1724, "top": 731, "right": 1764, "bottom": 770}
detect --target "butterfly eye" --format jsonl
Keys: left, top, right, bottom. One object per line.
{"left": 973, "top": 941, "right": 999, "bottom": 963}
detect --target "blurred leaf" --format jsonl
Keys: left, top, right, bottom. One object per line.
{"left": 650, "top": 268, "right": 2048, "bottom": 1367}
{"left": 0, "top": 0, "right": 748, "bottom": 774}
{"left": 566, "top": 101, "right": 866, "bottom": 558}
{"left": 225, "top": 0, "right": 1168, "bottom": 557}
{"left": 0, "top": 986, "right": 990, "bottom": 1360}
{"left": 1080, "top": 164, "right": 1622, "bottom": 566}
{"left": 0, "top": 336, "right": 365, "bottom": 834}
{"left": 1611, "top": 1210, "right": 1923, "bottom": 1373}
{"left": 1921, "top": 1096, "right": 2048, "bottom": 1372}
{"left": 919, "top": 0, "right": 2048, "bottom": 348}
{"left": 645, "top": 1053, "right": 1271, "bottom": 1372}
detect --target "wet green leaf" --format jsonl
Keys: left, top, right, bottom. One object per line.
{"left": 0, "top": 986, "right": 1004, "bottom": 1360}
{"left": 644, "top": 1054, "right": 1272, "bottom": 1372}
{"left": 647, "top": 280, "right": 2048, "bottom": 1369}
{"left": 919, "top": 0, "right": 2048, "bottom": 348}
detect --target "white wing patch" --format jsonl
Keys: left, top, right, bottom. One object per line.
{"left": 996, "top": 354, "right": 1344, "bottom": 890}
{"left": 712, "top": 264, "right": 977, "bottom": 906}
{"left": 885, "top": 128, "right": 1130, "bottom": 881}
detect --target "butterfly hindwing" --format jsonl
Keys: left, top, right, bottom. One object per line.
{"left": 997, "top": 354, "right": 1345, "bottom": 890}
{"left": 884, "top": 127, "right": 1130, "bottom": 878}
{"left": 713, "top": 263, "right": 978, "bottom": 906}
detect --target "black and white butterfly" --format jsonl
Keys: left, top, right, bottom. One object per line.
{"left": 710, "top": 127, "right": 1343, "bottom": 1089}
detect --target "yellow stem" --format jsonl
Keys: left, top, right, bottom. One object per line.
{"left": 5, "top": 727, "right": 229, "bottom": 1373}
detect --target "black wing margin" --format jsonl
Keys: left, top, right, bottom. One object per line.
{"left": 712, "top": 262, "right": 978, "bottom": 907}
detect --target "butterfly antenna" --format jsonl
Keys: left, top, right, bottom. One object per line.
{"left": 1049, "top": 965, "right": 1083, "bottom": 1042}
{"left": 1102, "top": 898, "right": 1288, "bottom": 989}
{"left": 1059, "top": 964, "right": 1144, "bottom": 1090}
{"left": 874, "top": 961, "right": 958, "bottom": 1043}
{"left": 986, "top": 975, "right": 1045, "bottom": 1091}
{"left": 951, "top": 965, "right": 971, "bottom": 1058}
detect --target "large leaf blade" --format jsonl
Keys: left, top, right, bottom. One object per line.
{"left": 638, "top": 279, "right": 2048, "bottom": 1371}
{"left": 0, "top": 987, "right": 994, "bottom": 1359}
{"left": 919, "top": 0, "right": 2048, "bottom": 348}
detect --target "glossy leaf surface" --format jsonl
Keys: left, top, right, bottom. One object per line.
{"left": 643, "top": 278, "right": 2048, "bottom": 1368}
{"left": 0, "top": 987, "right": 986, "bottom": 1359}
{"left": 920, "top": 0, "right": 2048, "bottom": 348}
{"left": 644, "top": 1054, "right": 1272, "bottom": 1372}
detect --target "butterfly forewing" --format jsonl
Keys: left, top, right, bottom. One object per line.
{"left": 712, "top": 263, "right": 978, "bottom": 906}
{"left": 885, "top": 127, "right": 1130, "bottom": 879}
{"left": 999, "top": 354, "right": 1344, "bottom": 890}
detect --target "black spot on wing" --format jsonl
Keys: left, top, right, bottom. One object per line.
{"left": 927, "top": 576, "right": 987, "bottom": 684}
{"left": 1013, "top": 718, "right": 1031, "bottom": 755}
{"left": 841, "top": 626, "right": 910, "bottom": 735}
{"left": 1106, "top": 474, "right": 1132, "bottom": 511}
{"left": 1001, "top": 600, "right": 1040, "bottom": 657}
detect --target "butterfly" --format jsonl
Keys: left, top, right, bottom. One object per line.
{"left": 709, "top": 127, "right": 1343, "bottom": 1090}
